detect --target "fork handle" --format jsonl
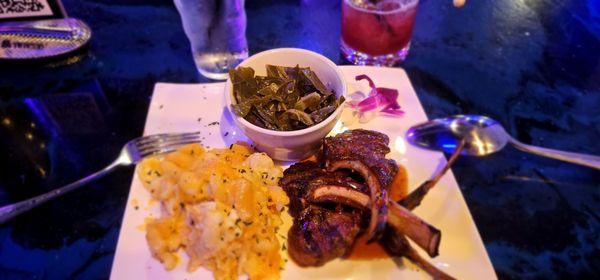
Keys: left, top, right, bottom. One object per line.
{"left": 0, "top": 161, "right": 123, "bottom": 224}
{"left": 509, "top": 138, "right": 600, "bottom": 170}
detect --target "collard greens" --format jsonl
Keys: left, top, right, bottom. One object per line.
{"left": 230, "top": 65, "right": 344, "bottom": 131}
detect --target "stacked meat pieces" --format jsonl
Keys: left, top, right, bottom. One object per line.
{"left": 280, "top": 129, "right": 455, "bottom": 279}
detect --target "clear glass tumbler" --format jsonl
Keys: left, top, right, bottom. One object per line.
{"left": 341, "top": 0, "right": 419, "bottom": 66}
{"left": 174, "top": 0, "right": 249, "bottom": 80}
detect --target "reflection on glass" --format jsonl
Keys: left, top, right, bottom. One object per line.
{"left": 174, "top": 0, "right": 249, "bottom": 80}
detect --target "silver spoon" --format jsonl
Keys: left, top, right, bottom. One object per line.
{"left": 406, "top": 115, "right": 600, "bottom": 170}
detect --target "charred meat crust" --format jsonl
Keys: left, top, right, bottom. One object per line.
{"left": 281, "top": 130, "right": 401, "bottom": 266}
{"left": 327, "top": 160, "right": 388, "bottom": 242}
{"left": 286, "top": 205, "right": 362, "bottom": 267}
{"left": 323, "top": 129, "right": 398, "bottom": 188}
{"left": 322, "top": 130, "right": 398, "bottom": 242}
{"left": 309, "top": 185, "right": 441, "bottom": 258}
{"left": 280, "top": 162, "right": 366, "bottom": 267}
{"left": 279, "top": 129, "right": 457, "bottom": 279}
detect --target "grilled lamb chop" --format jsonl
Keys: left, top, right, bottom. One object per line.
{"left": 279, "top": 161, "right": 367, "bottom": 217}
{"left": 323, "top": 129, "right": 399, "bottom": 242}
{"left": 280, "top": 161, "right": 366, "bottom": 267}
{"left": 287, "top": 204, "right": 362, "bottom": 267}
{"left": 309, "top": 185, "right": 441, "bottom": 257}
{"left": 280, "top": 129, "right": 459, "bottom": 279}
{"left": 307, "top": 139, "right": 466, "bottom": 257}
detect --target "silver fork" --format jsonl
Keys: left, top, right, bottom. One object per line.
{"left": 0, "top": 131, "right": 202, "bottom": 224}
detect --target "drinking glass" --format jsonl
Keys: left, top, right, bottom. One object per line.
{"left": 341, "top": 0, "right": 419, "bottom": 66}
{"left": 174, "top": 0, "right": 248, "bottom": 80}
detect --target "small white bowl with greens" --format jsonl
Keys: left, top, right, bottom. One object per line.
{"left": 225, "top": 48, "right": 347, "bottom": 161}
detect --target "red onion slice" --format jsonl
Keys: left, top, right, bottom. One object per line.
{"left": 349, "top": 75, "right": 404, "bottom": 116}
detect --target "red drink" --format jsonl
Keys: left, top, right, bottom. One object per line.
{"left": 341, "top": 0, "right": 419, "bottom": 65}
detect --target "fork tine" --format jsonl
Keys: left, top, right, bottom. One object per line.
{"left": 140, "top": 147, "right": 179, "bottom": 158}
{"left": 136, "top": 133, "right": 202, "bottom": 151}
{"left": 137, "top": 137, "right": 202, "bottom": 157}
{"left": 134, "top": 131, "right": 201, "bottom": 146}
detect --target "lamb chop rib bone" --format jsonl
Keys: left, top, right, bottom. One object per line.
{"left": 323, "top": 129, "right": 398, "bottom": 243}
{"left": 311, "top": 141, "right": 466, "bottom": 258}
{"left": 327, "top": 160, "right": 388, "bottom": 242}
{"left": 310, "top": 185, "right": 440, "bottom": 257}
{"left": 382, "top": 228, "right": 457, "bottom": 280}
{"left": 400, "top": 140, "right": 466, "bottom": 210}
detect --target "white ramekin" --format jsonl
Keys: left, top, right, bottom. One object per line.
{"left": 224, "top": 48, "right": 347, "bottom": 161}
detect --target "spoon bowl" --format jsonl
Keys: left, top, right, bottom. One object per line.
{"left": 406, "top": 115, "right": 509, "bottom": 156}
{"left": 406, "top": 115, "right": 600, "bottom": 170}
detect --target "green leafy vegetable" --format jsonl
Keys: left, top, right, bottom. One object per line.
{"left": 284, "top": 109, "right": 314, "bottom": 126}
{"left": 310, "top": 105, "right": 337, "bottom": 123}
{"left": 229, "top": 65, "right": 344, "bottom": 131}
{"left": 294, "top": 92, "right": 321, "bottom": 111}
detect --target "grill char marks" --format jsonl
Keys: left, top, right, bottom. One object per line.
{"left": 280, "top": 161, "right": 365, "bottom": 267}
{"left": 280, "top": 129, "right": 456, "bottom": 279}
{"left": 280, "top": 130, "right": 400, "bottom": 266}
{"left": 280, "top": 161, "right": 367, "bottom": 217}
{"left": 323, "top": 129, "right": 398, "bottom": 188}
{"left": 323, "top": 129, "right": 398, "bottom": 241}
{"left": 287, "top": 205, "right": 362, "bottom": 267}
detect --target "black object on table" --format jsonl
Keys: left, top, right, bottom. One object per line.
{"left": 0, "top": 0, "right": 598, "bottom": 278}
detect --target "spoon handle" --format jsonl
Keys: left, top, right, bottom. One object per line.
{"left": 509, "top": 139, "right": 600, "bottom": 170}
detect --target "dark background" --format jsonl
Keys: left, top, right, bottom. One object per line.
{"left": 0, "top": 0, "right": 598, "bottom": 278}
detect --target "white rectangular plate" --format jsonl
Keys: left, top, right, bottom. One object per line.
{"left": 110, "top": 66, "right": 497, "bottom": 280}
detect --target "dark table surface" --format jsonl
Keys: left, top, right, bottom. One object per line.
{"left": 0, "top": 0, "right": 598, "bottom": 279}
